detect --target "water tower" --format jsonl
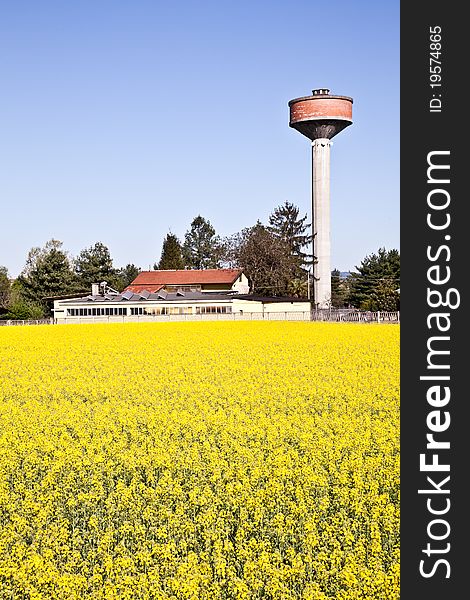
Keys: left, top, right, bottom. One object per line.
{"left": 288, "top": 89, "right": 353, "bottom": 308}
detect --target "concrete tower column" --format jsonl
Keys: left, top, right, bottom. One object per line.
{"left": 312, "top": 138, "right": 331, "bottom": 308}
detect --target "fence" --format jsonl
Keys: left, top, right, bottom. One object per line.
{"left": 310, "top": 310, "right": 400, "bottom": 323}
{"left": 0, "top": 311, "right": 399, "bottom": 326}
{"left": 0, "top": 318, "right": 54, "bottom": 326}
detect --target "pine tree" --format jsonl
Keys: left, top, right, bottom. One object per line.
{"left": 156, "top": 233, "right": 185, "bottom": 270}
{"left": 0, "top": 266, "right": 10, "bottom": 310}
{"left": 16, "top": 240, "right": 77, "bottom": 310}
{"left": 183, "top": 216, "right": 222, "bottom": 269}
{"left": 348, "top": 248, "right": 400, "bottom": 310}
{"left": 268, "top": 201, "right": 313, "bottom": 273}
{"left": 115, "top": 264, "right": 141, "bottom": 290}
{"left": 330, "top": 269, "right": 350, "bottom": 308}
{"left": 74, "top": 242, "right": 118, "bottom": 289}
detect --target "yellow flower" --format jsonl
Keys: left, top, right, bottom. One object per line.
{"left": 0, "top": 322, "right": 399, "bottom": 599}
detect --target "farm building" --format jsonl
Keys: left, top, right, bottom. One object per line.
{"left": 124, "top": 269, "right": 249, "bottom": 294}
{"left": 52, "top": 269, "right": 311, "bottom": 323}
{"left": 53, "top": 290, "right": 310, "bottom": 323}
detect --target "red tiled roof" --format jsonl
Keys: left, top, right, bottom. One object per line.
{"left": 124, "top": 269, "right": 242, "bottom": 293}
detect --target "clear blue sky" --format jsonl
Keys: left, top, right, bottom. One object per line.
{"left": 1, "top": 0, "right": 399, "bottom": 276}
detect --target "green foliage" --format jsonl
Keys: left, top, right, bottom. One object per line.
{"left": 74, "top": 242, "right": 118, "bottom": 290}
{"left": 226, "top": 202, "right": 312, "bottom": 297}
{"left": 0, "top": 266, "right": 10, "bottom": 310}
{"left": 4, "top": 300, "right": 45, "bottom": 320}
{"left": 16, "top": 240, "right": 77, "bottom": 307}
{"left": 156, "top": 233, "right": 185, "bottom": 270}
{"left": 114, "top": 264, "right": 141, "bottom": 291}
{"left": 183, "top": 216, "right": 222, "bottom": 269}
{"left": 287, "top": 278, "right": 308, "bottom": 298}
{"left": 331, "top": 269, "right": 350, "bottom": 308}
{"left": 348, "top": 248, "right": 400, "bottom": 310}
{"left": 268, "top": 201, "right": 313, "bottom": 273}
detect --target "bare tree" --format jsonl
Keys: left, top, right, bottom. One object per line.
{"left": 231, "top": 222, "right": 300, "bottom": 296}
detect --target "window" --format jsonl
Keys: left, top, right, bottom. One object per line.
{"left": 196, "top": 305, "right": 232, "bottom": 314}
{"left": 146, "top": 307, "right": 168, "bottom": 315}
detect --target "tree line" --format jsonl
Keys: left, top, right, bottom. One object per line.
{"left": 0, "top": 202, "right": 399, "bottom": 318}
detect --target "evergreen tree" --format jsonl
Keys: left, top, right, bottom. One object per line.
{"left": 268, "top": 201, "right": 313, "bottom": 272}
{"left": 0, "top": 266, "right": 10, "bottom": 311}
{"left": 74, "top": 242, "right": 118, "bottom": 290}
{"left": 115, "top": 264, "right": 141, "bottom": 290}
{"left": 348, "top": 248, "right": 400, "bottom": 310}
{"left": 16, "top": 239, "right": 77, "bottom": 311}
{"left": 156, "top": 233, "right": 185, "bottom": 270}
{"left": 331, "top": 269, "right": 350, "bottom": 308}
{"left": 183, "top": 216, "right": 222, "bottom": 269}
{"left": 372, "top": 278, "right": 401, "bottom": 311}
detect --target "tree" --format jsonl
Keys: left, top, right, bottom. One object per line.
{"left": 115, "top": 264, "right": 141, "bottom": 290}
{"left": 348, "top": 248, "right": 400, "bottom": 310}
{"left": 287, "top": 277, "right": 309, "bottom": 299}
{"left": 331, "top": 269, "right": 350, "bottom": 308}
{"left": 16, "top": 239, "right": 77, "bottom": 309}
{"left": 156, "top": 233, "right": 185, "bottom": 270}
{"left": 268, "top": 201, "right": 313, "bottom": 273}
{"left": 74, "top": 242, "right": 118, "bottom": 290}
{"left": 4, "top": 298, "right": 45, "bottom": 320}
{"left": 371, "top": 278, "right": 401, "bottom": 311}
{"left": 183, "top": 216, "right": 222, "bottom": 269}
{"left": 0, "top": 266, "right": 10, "bottom": 311}
{"left": 231, "top": 222, "right": 299, "bottom": 296}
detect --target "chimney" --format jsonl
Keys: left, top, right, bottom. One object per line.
{"left": 91, "top": 283, "right": 100, "bottom": 296}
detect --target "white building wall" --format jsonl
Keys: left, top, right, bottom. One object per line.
{"left": 263, "top": 301, "right": 310, "bottom": 313}
{"left": 232, "top": 273, "right": 250, "bottom": 294}
{"left": 53, "top": 296, "right": 311, "bottom": 324}
{"left": 231, "top": 300, "right": 310, "bottom": 314}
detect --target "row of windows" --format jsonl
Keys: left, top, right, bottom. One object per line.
{"left": 130, "top": 306, "right": 193, "bottom": 316}
{"left": 66, "top": 305, "right": 232, "bottom": 317}
{"left": 196, "top": 306, "right": 232, "bottom": 314}
{"left": 67, "top": 307, "right": 127, "bottom": 317}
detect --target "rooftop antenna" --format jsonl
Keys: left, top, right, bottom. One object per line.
{"left": 100, "top": 281, "right": 119, "bottom": 296}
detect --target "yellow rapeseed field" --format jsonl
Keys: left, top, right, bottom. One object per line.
{"left": 0, "top": 321, "right": 399, "bottom": 600}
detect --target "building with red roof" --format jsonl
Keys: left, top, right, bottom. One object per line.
{"left": 52, "top": 270, "right": 312, "bottom": 323}
{"left": 124, "top": 269, "right": 249, "bottom": 294}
